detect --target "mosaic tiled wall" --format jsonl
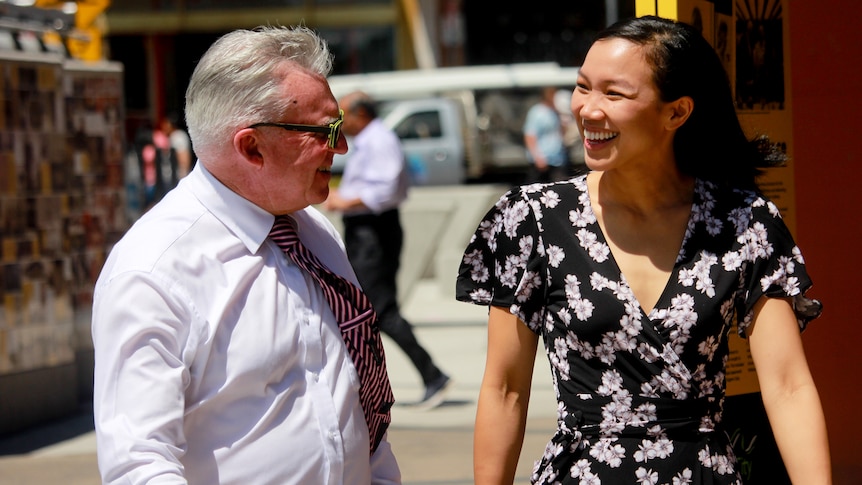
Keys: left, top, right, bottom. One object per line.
{"left": 0, "top": 52, "right": 125, "bottom": 375}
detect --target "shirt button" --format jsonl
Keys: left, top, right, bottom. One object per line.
{"left": 311, "top": 372, "right": 319, "bottom": 382}
{"left": 329, "top": 431, "right": 337, "bottom": 440}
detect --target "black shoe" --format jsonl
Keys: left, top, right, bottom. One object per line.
{"left": 417, "top": 374, "right": 452, "bottom": 410}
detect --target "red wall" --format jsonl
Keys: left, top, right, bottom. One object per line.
{"left": 789, "top": 1, "right": 862, "bottom": 480}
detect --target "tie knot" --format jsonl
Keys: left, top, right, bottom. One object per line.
{"left": 269, "top": 215, "right": 300, "bottom": 251}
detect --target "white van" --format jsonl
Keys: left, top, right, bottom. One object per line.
{"left": 329, "top": 63, "right": 580, "bottom": 185}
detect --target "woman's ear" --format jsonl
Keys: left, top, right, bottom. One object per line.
{"left": 233, "top": 128, "right": 264, "bottom": 167}
{"left": 666, "top": 96, "right": 694, "bottom": 131}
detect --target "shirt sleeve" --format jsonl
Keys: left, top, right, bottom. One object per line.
{"left": 455, "top": 189, "right": 547, "bottom": 333}
{"left": 735, "top": 199, "right": 822, "bottom": 336}
{"left": 92, "top": 270, "right": 194, "bottom": 484}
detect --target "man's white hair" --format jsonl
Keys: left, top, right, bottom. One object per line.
{"left": 184, "top": 25, "right": 333, "bottom": 157}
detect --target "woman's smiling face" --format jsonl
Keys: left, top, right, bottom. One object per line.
{"left": 571, "top": 37, "right": 678, "bottom": 173}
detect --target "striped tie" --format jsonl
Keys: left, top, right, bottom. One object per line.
{"left": 269, "top": 215, "right": 394, "bottom": 454}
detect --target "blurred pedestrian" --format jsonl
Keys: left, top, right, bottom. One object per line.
{"left": 326, "top": 91, "right": 453, "bottom": 409}
{"left": 523, "top": 86, "right": 570, "bottom": 183}
{"left": 159, "top": 112, "right": 194, "bottom": 179}
{"left": 92, "top": 26, "right": 400, "bottom": 484}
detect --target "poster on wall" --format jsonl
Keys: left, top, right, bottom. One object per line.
{"left": 733, "top": 0, "right": 797, "bottom": 233}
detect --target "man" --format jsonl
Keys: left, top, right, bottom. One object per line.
{"left": 325, "top": 92, "right": 452, "bottom": 409}
{"left": 523, "top": 86, "right": 570, "bottom": 183}
{"left": 92, "top": 27, "right": 400, "bottom": 484}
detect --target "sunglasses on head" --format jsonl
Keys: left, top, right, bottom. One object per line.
{"left": 248, "top": 109, "right": 344, "bottom": 149}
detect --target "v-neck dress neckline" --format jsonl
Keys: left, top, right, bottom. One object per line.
{"left": 582, "top": 178, "right": 697, "bottom": 320}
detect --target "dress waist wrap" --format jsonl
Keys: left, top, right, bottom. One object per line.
{"left": 561, "top": 392, "right": 722, "bottom": 439}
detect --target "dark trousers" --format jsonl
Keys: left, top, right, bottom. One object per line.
{"left": 342, "top": 209, "right": 443, "bottom": 386}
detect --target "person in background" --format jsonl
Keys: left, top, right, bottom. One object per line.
{"left": 160, "top": 112, "right": 194, "bottom": 179}
{"left": 325, "top": 91, "right": 453, "bottom": 409}
{"left": 92, "top": 26, "right": 401, "bottom": 484}
{"left": 522, "top": 85, "right": 570, "bottom": 183}
{"left": 458, "top": 16, "right": 830, "bottom": 484}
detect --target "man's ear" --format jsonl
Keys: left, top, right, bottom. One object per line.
{"left": 233, "top": 128, "right": 264, "bottom": 167}
{"left": 666, "top": 96, "right": 694, "bottom": 131}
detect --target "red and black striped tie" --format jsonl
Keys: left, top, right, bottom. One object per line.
{"left": 269, "top": 215, "right": 394, "bottom": 455}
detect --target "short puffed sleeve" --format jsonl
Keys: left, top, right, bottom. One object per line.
{"left": 455, "top": 190, "right": 548, "bottom": 333}
{"left": 735, "top": 199, "right": 822, "bottom": 336}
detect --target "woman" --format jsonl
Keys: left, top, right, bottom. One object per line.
{"left": 456, "top": 16, "right": 831, "bottom": 484}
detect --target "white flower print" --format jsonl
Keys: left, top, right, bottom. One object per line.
{"left": 569, "top": 208, "right": 595, "bottom": 228}
{"left": 765, "top": 199, "right": 781, "bottom": 218}
{"left": 551, "top": 337, "right": 571, "bottom": 379}
{"left": 705, "top": 215, "right": 723, "bottom": 236}
{"left": 605, "top": 330, "right": 636, "bottom": 353}
{"left": 589, "top": 438, "right": 626, "bottom": 468}
{"left": 721, "top": 250, "right": 744, "bottom": 271}
{"left": 502, "top": 200, "right": 530, "bottom": 238}
{"left": 635, "top": 467, "right": 659, "bottom": 485}
{"left": 573, "top": 298, "right": 595, "bottom": 321}
{"left": 589, "top": 272, "right": 610, "bottom": 292}
{"left": 760, "top": 255, "right": 801, "bottom": 295}
{"left": 577, "top": 228, "right": 611, "bottom": 262}
{"left": 557, "top": 307, "right": 572, "bottom": 326}
{"left": 567, "top": 333, "right": 595, "bottom": 360}
{"left": 792, "top": 245, "right": 805, "bottom": 264}
{"left": 620, "top": 313, "right": 643, "bottom": 336}
{"left": 632, "top": 402, "right": 657, "bottom": 427}
{"left": 672, "top": 469, "right": 693, "bottom": 485}
{"left": 500, "top": 266, "right": 518, "bottom": 288}
{"left": 519, "top": 235, "right": 534, "bottom": 259}
{"left": 597, "top": 369, "right": 624, "bottom": 396}
{"left": 678, "top": 251, "right": 717, "bottom": 297}
{"left": 654, "top": 437, "right": 674, "bottom": 458}
{"left": 570, "top": 458, "right": 592, "bottom": 478}
{"left": 634, "top": 440, "right": 659, "bottom": 463}
{"left": 698, "top": 447, "right": 713, "bottom": 468}
{"left": 547, "top": 244, "right": 565, "bottom": 267}
{"left": 728, "top": 207, "right": 749, "bottom": 233}
{"left": 528, "top": 198, "right": 545, "bottom": 222}
{"left": 517, "top": 270, "right": 542, "bottom": 303}
{"left": 541, "top": 190, "right": 561, "bottom": 208}
{"left": 468, "top": 288, "right": 491, "bottom": 304}
{"left": 698, "top": 335, "right": 718, "bottom": 360}
{"left": 565, "top": 274, "right": 596, "bottom": 321}
{"left": 743, "top": 222, "right": 774, "bottom": 260}
{"left": 713, "top": 452, "right": 734, "bottom": 475}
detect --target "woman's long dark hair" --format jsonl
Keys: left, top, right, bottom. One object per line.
{"left": 594, "top": 16, "right": 783, "bottom": 191}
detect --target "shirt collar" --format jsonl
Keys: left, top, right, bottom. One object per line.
{"left": 186, "top": 163, "right": 274, "bottom": 255}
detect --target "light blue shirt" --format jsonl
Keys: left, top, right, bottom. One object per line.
{"left": 92, "top": 163, "right": 400, "bottom": 485}
{"left": 523, "top": 103, "right": 567, "bottom": 167}
{"left": 338, "top": 118, "right": 410, "bottom": 215}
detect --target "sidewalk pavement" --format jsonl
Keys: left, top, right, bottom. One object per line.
{"left": 0, "top": 279, "right": 558, "bottom": 484}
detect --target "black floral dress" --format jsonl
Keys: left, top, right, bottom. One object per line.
{"left": 456, "top": 175, "right": 821, "bottom": 485}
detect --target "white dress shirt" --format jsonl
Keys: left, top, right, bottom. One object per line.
{"left": 92, "top": 163, "right": 401, "bottom": 485}
{"left": 337, "top": 118, "right": 410, "bottom": 215}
